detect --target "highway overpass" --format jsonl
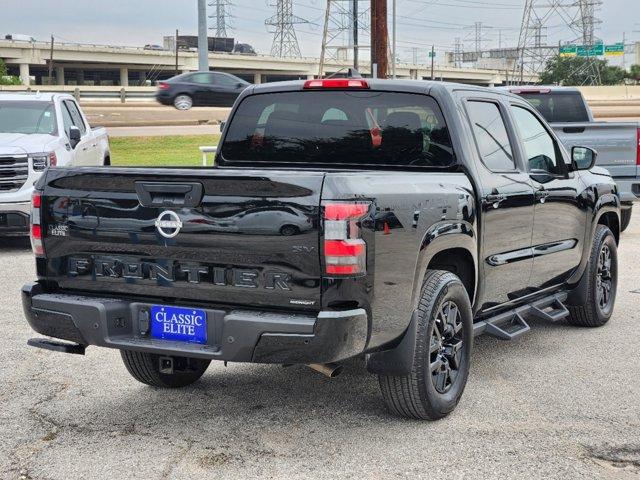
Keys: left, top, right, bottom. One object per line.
{"left": 0, "top": 38, "right": 536, "bottom": 87}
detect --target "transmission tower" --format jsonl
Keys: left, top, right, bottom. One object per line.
{"left": 576, "top": 0, "right": 602, "bottom": 44}
{"left": 319, "top": 0, "right": 371, "bottom": 75}
{"left": 474, "top": 22, "right": 483, "bottom": 53}
{"left": 265, "top": 0, "right": 308, "bottom": 58}
{"left": 209, "top": 0, "right": 232, "bottom": 38}
{"left": 514, "top": 0, "right": 603, "bottom": 84}
{"left": 453, "top": 37, "right": 463, "bottom": 68}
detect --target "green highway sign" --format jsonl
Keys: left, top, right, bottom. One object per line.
{"left": 560, "top": 42, "right": 624, "bottom": 57}
{"left": 428, "top": 51, "right": 436, "bottom": 58}
{"left": 576, "top": 43, "right": 604, "bottom": 57}
{"left": 559, "top": 45, "right": 577, "bottom": 56}
{"left": 605, "top": 42, "right": 624, "bottom": 56}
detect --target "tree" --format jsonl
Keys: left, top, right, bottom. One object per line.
{"left": 629, "top": 64, "right": 640, "bottom": 84}
{"left": 0, "top": 58, "right": 21, "bottom": 85}
{"left": 539, "top": 55, "right": 627, "bottom": 86}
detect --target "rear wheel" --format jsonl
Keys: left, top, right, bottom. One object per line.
{"left": 120, "top": 350, "right": 210, "bottom": 388}
{"left": 173, "top": 94, "right": 193, "bottom": 110}
{"left": 620, "top": 207, "right": 632, "bottom": 232}
{"left": 280, "top": 225, "right": 299, "bottom": 236}
{"left": 567, "top": 225, "right": 618, "bottom": 327}
{"left": 378, "top": 270, "right": 473, "bottom": 420}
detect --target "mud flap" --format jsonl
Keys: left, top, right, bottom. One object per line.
{"left": 365, "top": 311, "right": 418, "bottom": 376}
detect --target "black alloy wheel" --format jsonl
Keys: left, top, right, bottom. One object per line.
{"left": 430, "top": 300, "right": 465, "bottom": 394}
{"left": 596, "top": 243, "right": 614, "bottom": 315}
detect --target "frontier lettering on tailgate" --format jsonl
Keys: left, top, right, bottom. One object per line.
{"left": 67, "top": 256, "right": 292, "bottom": 290}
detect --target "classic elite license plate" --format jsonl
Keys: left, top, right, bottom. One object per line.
{"left": 150, "top": 305, "right": 207, "bottom": 344}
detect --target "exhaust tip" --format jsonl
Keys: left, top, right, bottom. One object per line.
{"left": 308, "top": 363, "right": 343, "bottom": 378}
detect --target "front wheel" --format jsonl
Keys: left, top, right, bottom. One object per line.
{"left": 173, "top": 94, "right": 193, "bottom": 110}
{"left": 120, "top": 350, "right": 210, "bottom": 388}
{"left": 378, "top": 270, "right": 473, "bottom": 420}
{"left": 567, "top": 225, "right": 618, "bottom": 327}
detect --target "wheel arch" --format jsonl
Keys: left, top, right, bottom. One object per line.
{"left": 412, "top": 223, "right": 477, "bottom": 308}
{"left": 597, "top": 210, "right": 619, "bottom": 244}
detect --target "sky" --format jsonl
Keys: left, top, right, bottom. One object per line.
{"left": 1, "top": 0, "right": 637, "bottom": 65}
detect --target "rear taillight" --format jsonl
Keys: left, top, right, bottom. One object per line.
{"left": 30, "top": 191, "right": 44, "bottom": 257}
{"left": 323, "top": 201, "right": 369, "bottom": 276}
{"left": 158, "top": 82, "right": 170, "bottom": 90}
{"left": 636, "top": 128, "right": 640, "bottom": 166}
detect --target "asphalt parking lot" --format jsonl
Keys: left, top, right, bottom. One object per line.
{"left": 1, "top": 212, "right": 639, "bottom": 480}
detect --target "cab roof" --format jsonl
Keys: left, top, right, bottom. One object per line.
{"left": 0, "top": 92, "right": 75, "bottom": 102}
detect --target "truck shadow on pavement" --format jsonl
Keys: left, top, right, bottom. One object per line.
{"left": 66, "top": 318, "right": 587, "bottom": 435}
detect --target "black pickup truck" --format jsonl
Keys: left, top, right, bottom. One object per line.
{"left": 22, "top": 79, "right": 620, "bottom": 420}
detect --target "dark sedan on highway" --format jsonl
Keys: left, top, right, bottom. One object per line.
{"left": 156, "top": 71, "right": 250, "bottom": 110}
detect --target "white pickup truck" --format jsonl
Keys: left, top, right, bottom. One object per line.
{"left": 0, "top": 93, "right": 110, "bottom": 234}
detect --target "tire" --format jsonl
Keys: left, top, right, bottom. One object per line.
{"left": 567, "top": 225, "right": 618, "bottom": 327}
{"left": 173, "top": 94, "right": 193, "bottom": 110}
{"left": 378, "top": 270, "right": 473, "bottom": 420}
{"left": 279, "top": 225, "right": 299, "bottom": 236}
{"left": 620, "top": 208, "right": 632, "bottom": 232}
{"left": 103, "top": 155, "right": 111, "bottom": 166}
{"left": 120, "top": 350, "right": 210, "bottom": 388}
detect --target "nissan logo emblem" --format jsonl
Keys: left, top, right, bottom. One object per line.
{"left": 155, "top": 210, "right": 183, "bottom": 238}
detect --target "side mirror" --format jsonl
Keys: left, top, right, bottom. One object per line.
{"left": 571, "top": 146, "right": 597, "bottom": 171}
{"left": 220, "top": 120, "right": 226, "bottom": 132}
{"left": 69, "top": 126, "right": 81, "bottom": 149}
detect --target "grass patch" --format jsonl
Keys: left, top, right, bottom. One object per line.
{"left": 110, "top": 135, "right": 220, "bottom": 167}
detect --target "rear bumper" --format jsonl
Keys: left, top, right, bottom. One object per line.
{"left": 613, "top": 177, "right": 640, "bottom": 205}
{"left": 0, "top": 202, "right": 30, "bottom": 234}
{"left": 155, "top": 93, "right": 173, "bottom": 105}
{"left": 22, "top": 282, "right": 369, "bottom": 364}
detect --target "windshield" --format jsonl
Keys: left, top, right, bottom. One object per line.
{"left": 220, "top": 91, "right": 456, "bottom": 169}
{"left": 517, "top": 91, "right": 590, "bottom": 123}
{"left": 0, "top": 101, "right": 58, "bottom": 135}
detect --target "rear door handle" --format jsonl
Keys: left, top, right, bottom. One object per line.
{"left": 483, "top": 193, "right": 507, "bottom": 208}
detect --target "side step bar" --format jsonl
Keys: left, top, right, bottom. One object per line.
{"left": 28, "top": 338, "right": 86, "bottom": 355}
{"left": 474, "top": 293, "right": 569, "bottom": 341}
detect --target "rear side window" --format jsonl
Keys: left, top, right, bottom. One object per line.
{"left": 466, "top": 101, "right": 515, "bottom": 171}
{"left": 517, "top": 91, "right": 589, "bottom": 123}
{"left": 189, "top": 73, "right": 215, "bottom": 84}
{"left": 220, "top": 91, "right": 455, "bottom": 169}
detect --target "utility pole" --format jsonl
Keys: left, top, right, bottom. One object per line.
{"left": 353, "top": 0, "right": 359, "bottom": 70}
{"left": 371, "top": 0, "right": 388, "bottom": 79}
{"left": 197, "top": 0, "right": 209, "bottom": 71}
{"left": 392, "top": 0, "right": 396, "bottom": 78}
{"left": 622, "top": 31, "right": 627, "bottom": 70}
{"left": 48, "top": 35, "right": 54, "bottom": 86}
{"left": 430, "top": 45, "right": 435, "bottom": 80}
{"left": 175, "top": 29, "right": 180, "bottom": 75}
{"left": 319, "top": 0, "right": 331, "bottom": 77}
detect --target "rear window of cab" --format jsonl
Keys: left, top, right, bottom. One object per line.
{"left": 219, "top": 91, "right": 456, "bottom": 169}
